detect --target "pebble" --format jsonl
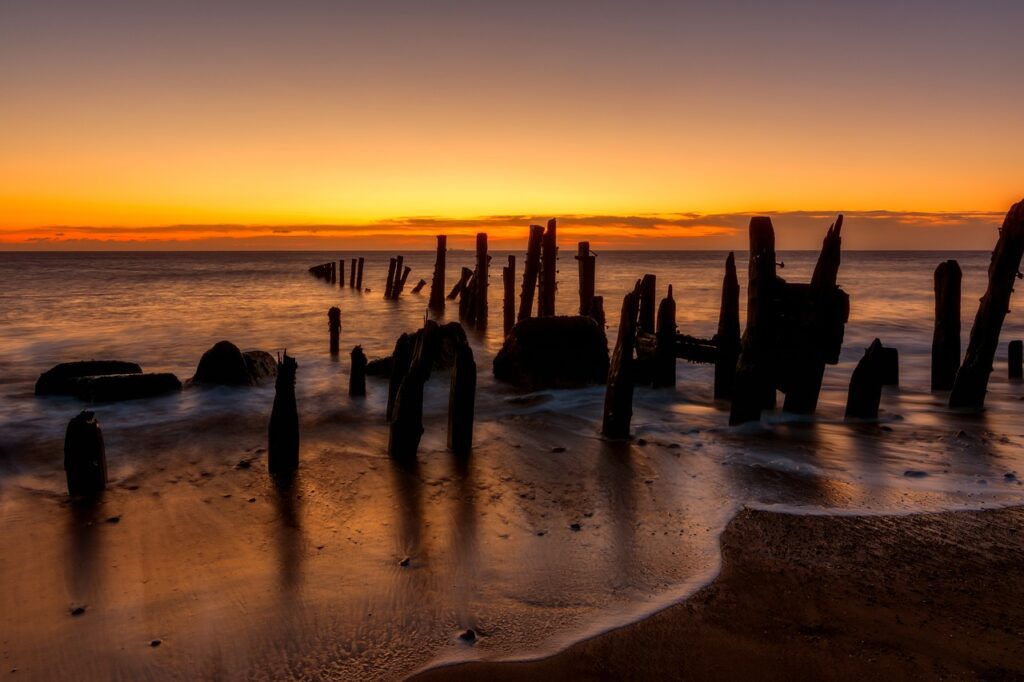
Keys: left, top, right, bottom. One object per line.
{"left": 150, "top": 639, "right": 162, "bottom": 648}
{"left": 458, "top": 629, "right": 476, "bottom": 642}
{"left": 70, "top": 606, "right": 86, "bottom": 616}
{"left": 248, "top": 498, "right": 256, "bottom": 503}
{"left": 550, "top": 446, "right": 566, "bottom": 453}
{"left": 236, "top": 460, "right": 251, "bottom": 469}
{"left": 903, "top": 470, "right": 928, "bottom": 478}
{"left": 398, "top": 557, "right": 411, "bottom": 567}
{"left": 105, "top": 515, "right": 120, "bottom": 524}
{"left": 569, "top": 523, "right": 581, "bottom": 531}
{"left": 636, "top": 438, "right": 647, "bottom": 446}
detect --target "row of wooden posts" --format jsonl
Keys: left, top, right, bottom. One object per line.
{"left": 309, "top": 258, "right": 366, "bottom": 290}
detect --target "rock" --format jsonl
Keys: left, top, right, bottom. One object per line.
{"left": 903, "top": 470, "right": 928, "bottom": 478}
{"left": 150, "top": 639, "right": 162, "bottom": 648}
{"left": 72, "top": 373, "right": 181, "bottom": 402}
{"left": 64, "top": 411, "right": 107, "bottom": 496}
{"left": 70, "top": 606, "right": 86, "bottom": 616}
{"left": 105, "top": 515, "right": 120, "bottom": 524}
{"left": 191, "top": 341, "right": 277, "bottom": 386}
{"left": 551, "top": 446, "right": 566, "bottom": 453}
{"left": 493, "top": 316, "right": 609, "bottom": 389}
{"left": 570, "top": 522, "right": 581, "bottom": 531}
{"left": 458, "top": 629, "right": 477, "bottom": 642}
{"left": 398, "top": 556, "right": 411, "bottom": 567}
{"left": 366, "top": 356, "right": 393, "bottom": 377}
{"left": 36, "top": 360, "right": 143, "bottom": 395}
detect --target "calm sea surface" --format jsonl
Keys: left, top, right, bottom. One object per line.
{"left": 1, "top": 250, "right": 1022, "bottom": 679}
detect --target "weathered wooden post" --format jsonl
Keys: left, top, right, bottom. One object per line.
{"left": 448, "top": 267, "right": 473, "bottom": 300}
{"left": 638, "top": 274, "right": 657, "bottom": 334}
{"left": 388, "top": 323, "right": 438, "bottom": 460}
{"left": 950, "top": 200, "right": 1024, "bottom": 408}
{"left": 653, "top": 285, "right": 677, "bottom": 388}
{"left": 268, "top": 353, "right": 299, "bottom": 473}
{"left": 730, "top": 217, "right": 778, "bottom": 425}
{"left": 339, "top": 260, "right": 345, "bottom": 288}
{"left": 519, "top": 224, "right": 544, "bottom": 321}
{"left": 879, "top": 347, "right": 899, "bottom": 386}
{"left": 589, "top": 296, "right": 606, "bottom": 327}
{"left": 846, "top": 339, "right": 884, "bottom": 420}
{"left": 1009, "top": 341, "right": 1023, "bottom": 379}
{"left": 350, "top": 258, "right": 357, "bottom": 287}
{"left": 475, "top": 232, "right": 488, "bottom": 330}
{"left": 349, "top": 345, "right": 367, "bottom": 397}
{"left": 328, "top": 306, "right": 341, "bottom": 355}
{"left": 539, "top": 219, "right": 558, "bottom": 317}
{"left": 714, "top": 252, "right": 741, "bottom": 401}
{"left": 411, "top": 279, "right": 427, "bottom": 294}
{"left": 448, "top": 339, "right": 476, "bottom": 457}
{"left": 576, "top": 241, "right": 596, "bottom": 316}
{"left": 503, "top": 255, "right": 516, "bottom": 337}
{"left": 386, "top": 334, "right": 414, "bottom": 422}
{"left": 393, "top": 264, "right": 411, "bottom": 298}
{"left": 330, "top": 261, "right": 337, "bottom": 284}
{"left": 602, "top": 281, "right": 642, "bottom": 439}
{"left": 64, "top": 410, "right": 107, "bottom": 496}
{"left": 459, "top": 274, "right": 477, "bottom": 324}
{"left": 932, "top": 260, "right": 962, "bottom": 390}
{"left": 429, "top": 235, "right": 447, "bottom": 311}
{"left": 356, "top": 257, "right": 365, "bottom": 290}
{"left": 385, "top": 258, "right": 397, "bottom": 298}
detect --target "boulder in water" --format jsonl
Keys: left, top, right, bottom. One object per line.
{"left": 36, "top": 360, "right": 142, "bottom": 396}
{"left": 72, "top": 373, "right": 182, "bottom": 402}
{"left": 493, "top": 316, "right": 609, "bottom": 389}
{"left": 191, "top": 341, "right": 277, "bottom": 386}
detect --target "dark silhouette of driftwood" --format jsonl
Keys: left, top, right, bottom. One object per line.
{"left": 64, "top": 410, "right": 106, "bottom": 496}
{"left": 411, "top": 278, "right": 427, "bottom": 294}
{"left": 932, "top": 260, "right": 961, "bottom": 390}
{"left": 448, "top": 267, "right": 473, "bottom": 301}
{"left": 602, "top": 281, "right": 641, "bottom": 439}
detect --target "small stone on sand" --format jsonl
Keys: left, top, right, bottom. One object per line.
{"left": 150, "top": 639, "right": 162, "bottom": 647}
{"left": 551, "top": 446, "right": 566, "bottom": 453}
{"left": 399, "top": 557, "right": 411, "bottom": 567}
{"left": 904, "top": 470, "right": 928, "bottom": 478}
{"left": 570, "top": 523, "right": 581, "bottom": 531}
{"left": 70, "top": 606, "right": 86, "bottom": 616}
{"left": 105, "top": 515, "right": 120, "bottom": 524}
{"left": 458, "top": 628, "right": 476, "bottom": 642}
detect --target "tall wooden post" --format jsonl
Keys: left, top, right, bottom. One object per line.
{"left": 589, "top": 296, "right": 606, "bottom": 327}
{"left": 519, "top": 225, "right": 544, "bottom": 321}
{"left": 475, "top": 233, "right": 488, "bottom": 330}
{"left": 539, "top": 218, "right": 558, "bottom": 317}
{"left": 653, "top": 285, "right": 677, "bottom": 388}
{"left": 64, "top": 410, "right": 107, "bottom": 496}
{"left": 448, "top": 267, "right": 473, "bottom": 300}
{"left": 845, "top": 339, "right": 884, "bottom": 420}
{"left": 639, "top": 274, "right": 657, "bottom": 334}
{"left": 576, "top": 242, "right": 596, "bottom": 316}
{"left": 349, "top": 346, "right": 367, "bottom": 397}
{"left": 448, "top": 340, "right": 476, "bottom": 457}
{"left": 932, "top": 260, "right": 962, "bottom": 390}
{"left": 328, "top": 306, "right": 341, "bottom": 355}
{"left": 338, "top": 260, "right": 345, "bottom": 288}
{"left": 1009, "top": 341, "right": 1023, "bottom": 379}
{"left": 268, "top": 353, "right": 299, "bottom": 473}
{"left": 459, "top": 273, "right": 477, "bottom": 324}
{"left": 429, "top": 235, "right": 447, "bottom": 311}
{"left": 714, "top": 252, "right": 740, "bottom": 401}
{"left": 388, "top": 323, "right": 438, "bottom": 460}
{"left": 356, "top": 257, "right": 365, "bottom": 290}
{"left": 385, "top": 258, "right": 397, "bottom": 299}
{"left": 950, "top": 200, "right": 1024, "bottom": 408}
{"left": 393, "top": 265, "right": 411, "bottom": 298}
{"left": 350, "top": 258, "right": 357, "bottom": 287}
{"left": 503, "top": 255, "right": 516, "bottom": 337}
{"left": 387, "top": 334, "right": 414, "bottom": 422}
{"left": 602, "top": 281, "right": 642, "bottom": 439}
{"left": 330, "top": 261, "right": 336, "bottom": 284}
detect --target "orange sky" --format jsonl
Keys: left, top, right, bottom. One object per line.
{"left": 1, "top": 1, "right": 1021, "bottom": 250}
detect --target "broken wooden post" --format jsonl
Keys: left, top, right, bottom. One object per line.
{"left": 932, "top": 260, "right": 962, "bottom": 390}
{"left": 1009, "top": 341, "right": 1023, "bottom": 379}
{"left": 429, "top": 235, "right": 447, "bottom": 311}
{"left": 268, "top": 353, "right": 299, "bottom": 473}
{"left": 576, "top": 241, "right": 596, "bottom": 316}
{"left": 349, "top": 346, "right": 367, "bottom": 397}
{"left": 339, "top": 260, "right": 345, "bottom": 288}
{"left": 519, "top": 224, "right": 544, "bottom": 321}
{"left": 448, "top": 267, "right": 473, "bottom": 300}
{"left": 385, "top": 258, "right": 397, "bottom": 298}
{"left": 328, "top": 306, "right": 341, "bottom": 355}
{"left": 846, "top": 339, "right": 884, "bottom": 420}
{"left": 393, "top": 264, "right": 411, "bottom": 299}
{"left": 730, "top": 217, "right": 779, "bottom": 425}
{"left": 350, "top": 258, "right": 357, "bottom": 287}
{"left": 388, "top": 323, "right": 438, "bottom": 460}
{"left": 411, "top": 278, "right": 427, "bottom": 294}
{"left": 879, "top": 347, "right": 899, "bottom": 386}
{"left": 330, "top": 261, "right": 337, "bottom": 284}
{"left": 653, "top": 285, "right": 677, "bottom": 388}
{"left": 589, "top": 296, "right": 605, "bottom": 327}
{"left": 356, "top": 257, "right": 365, "bottom": 290}
{"left": 448, "top": 338, "right": 476, "bottom": 457}
{"left": 386, "top": 334, "right": 414, "bottom": 422}
{"left": 459, "top": 273, "right": 477, "bottom": 324}
{"left": 503, "top": 255, "right": 516, "bottom": 337}
{"left": 639, "top": 274, "right": 657, "bottom": 334}
{"left": 64, "top": 410, "right": 107, "bottom": 496}
{"left": 475, "top": 232, "right": 488, "bottom": 330}
{"left": 714, "top": 252, "right": 741, "bottom": 401}
{"left": 539, "top": 218, "right": 558, "bottom": 317}
{"left": 602, "top": 281, "right": 642, "bottom": 439}
{"left": 950, "top": 200, "right": 1024, "bottom": 408}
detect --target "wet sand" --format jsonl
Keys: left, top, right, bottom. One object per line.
{"left": 414, "top": 505, "right": 1024, "bottom": 681}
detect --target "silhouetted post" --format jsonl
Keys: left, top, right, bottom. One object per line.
{"left": 429, "top": 235, "right": 447, "bottom": 311}
{"left": 503, "top": 255, "right": 516, "bottom": 337}
{"left": 589, "top": 296, "right": 606, "bottom": 327}
{"left": 730, "top": 217, "right": 778, "bottom": 425}
{"left": 393, "top": 264, "right": 411, "bottom": 298}
{"left": 356, "top": 257, "right": 365, "bottom": 290}
{"left": 783, "top": 216, "right": 844, "bottom": 414}
{"left": 880, "top": 347, "right": 899, "bottom": 386}
{"left": 339, "top": 260, "right": 345, "bottom": 288}
{"left": 1009, "top": 341, "right": 1023, "bottom": 379}
{"left": 268, "top": 353, "right": 299, "bottom": 473}
{"left": 714, "top": 252, "right": 741, "bottom": 401}
{"left": 538, "top": 219, "right": 558, "bottom": 317}
{"left": 385, "top": 258, "right": 397, "bottom": 298}
{"left": 602, "top": 281, "right": 642, "bottom": 439}
{"left": 459, "top": 273, "right": 477, "bottom": 324}
{"left": 846, "top": 339, "right": 884, "bottom": 420}
{"left": 653, "top": 285, "right": 677, "bottom": 388}
{"left": 932, "top": 260, "right": 962, "bottom": 390}
{"left": 64, "top": 410, "right": 107, "bottom": 496}
{"left": 519, "top": 224, "right": 544, "bottom": 321}
{"left": 448, "top": 340, "right": 476, "bottom": 457}
{"left": 448, "top": 267, "right": 473, "bottom": 300}
{"left": 350, "top": 258, "right": 357, "bottom": 287}
{"left": 576, "top": 241, "right": 596, "bottom": 316}
{"left": 951, "top": 201, "right": 1024, "bottom": 408}
{"left": 411, "top": 278, "right": 427, "bottom": 294}
{"left": 349, "top": 345, "right": 367, "bottom": 397}
{"left": 475, "top": 233, "right": 488, "bottom": 330}
{"left": 639, "top": 274, "right": 657, "bottom": 334}
{"left": 389, "top": 323, "right": 438, "bottom": 460}
{"left": 386, "top": 334, "right": 414, "bottom": 422}
{"left": 328, "top": 306, "right": 341, "bottom": 355}
{"left": 331, "top": 261, "right": 337, "bottom": 284}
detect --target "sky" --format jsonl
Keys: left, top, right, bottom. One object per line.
{"left": 1, "top": 0, "right": 1021, "bottom": 250}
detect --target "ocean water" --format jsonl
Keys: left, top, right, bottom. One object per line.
{"left": 1, "top": 249, "right": 1022, "bottom": 680}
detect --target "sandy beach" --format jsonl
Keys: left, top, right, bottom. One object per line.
{"left": 415, "top": 505, "right": 1024, "bottom": 681}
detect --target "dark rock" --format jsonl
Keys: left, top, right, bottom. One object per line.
{"left": 70, "top": 606, "right": 86, "bottom": 616}
{"left": 458, "top": 629, "right": 477, "bottom": 642}
{"left": 191, "top": 341, "right": 277, "bottom": 386}
{"left": 570, "top": 522, "right": 581, "bottom": 531}
{"left": 150, "top": 639, "right": 162, "bottom": 648}
{"left": 903, "top": 470, "right": 928, "bottom": 478}
{"left": 105, "top": 515, "right": 120, "bottom": 524}
{"left": 551, "top": 446, "right": 566, "bottom": 453}
{"left": 398, "top": 556, "right": 411, "bottom": 567}
{"left": 64, "top": 411, "right": 106, "bottom": 496}
{"left": 72, "top": 373, "right": 181, "bottom": 402}
{"left": 493, "top": 316, "right": 609, "bottom": 389}
{"left": 236, "top": 460, "right": 251, "bottom": 469}
{"left": 36, "top": 360, "right": 142, "bottom": 395}
{"left": 366, "top": 356, "right": 393, "bottom": 377}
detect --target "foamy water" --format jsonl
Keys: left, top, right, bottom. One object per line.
{"left": 1, "top": 249, "right": 1022, "bottom": 679}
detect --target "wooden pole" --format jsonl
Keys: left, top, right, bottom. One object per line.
{"left": 714, "top": 252, "right": 741, "bottom": 401}
{"left": 268, "top": 353, "right": 299, "bottom": 473}
{"left": 519, "top": 225, "right": 544, "bottom": 321}
{"left": 328, "top": 306, "right": 341, "bottom": 355}
{"left": 589, "top": 296, "right": 606, "bottom": 328}
{"left": 459, "top": 273, "right": 477, "bottom": 324}
{"left": 429, "top": 235, "right": 447, "bottom": 311}
{"left": 539, "top": 218, "right": 558, "bottom": 317}
{"left": 447, "top": 267, "right": 473, "bottom": 300}
{"left": 932, "top": 260, "right": 962, "bottom": 390}
{"left": 349, "top": 346, "right": 367, "bottom": 397}
{"left": 639, "top": 274, "right": 657, "bottom": 334}
{"left": 448, "top": 339, "right": 476, "bottom": 457}
{"left": 845, "top": 339, "right": 884, "bottom": 420}
{"left": 388, "top": 323, "right": 438, "bottom": 460}
{"left": 1009, "top": 340, "right": 1023, "bottom": 379}
{"left": 356, "top": 257, "right": 365, "bottom": 290}
{"left": 602, "top": 281, "right": 641, "bottom": 439}
{"left": 393, "top": 265, "right": 411, "bottom": 299}
{"left": 576, "top": 241, "right": 596, "bottom": 316}
{"left": 384, "top": 258, "right": 397, "bottom": 299}
{"left": 339, "top": 260, "right": 345, "bottom": 288}
{"left": 411, "top": 278, "right": 427, "bottom": 294}
{"left": 64, "top": 410, "right": 107, "bottom": 496}
{"left": 653, "top": 285, "right": 677, "bottom": 388}
{"left": 350, "top": 258, "right": 356, "bottom": 287}
{"left": 386, "top": 334, "right": 414, "bottom": 422}
{"left": 879, "top": 347, "right": 899, "bottom": 386}
{"left": 950, "top": 200, "right": 1024, "bottom": 408}
{"left": 475, "top": 232, "right": 488, "bottom": 330}
{"left": 503, "top": 255, "right": 516, "bottom": 337}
